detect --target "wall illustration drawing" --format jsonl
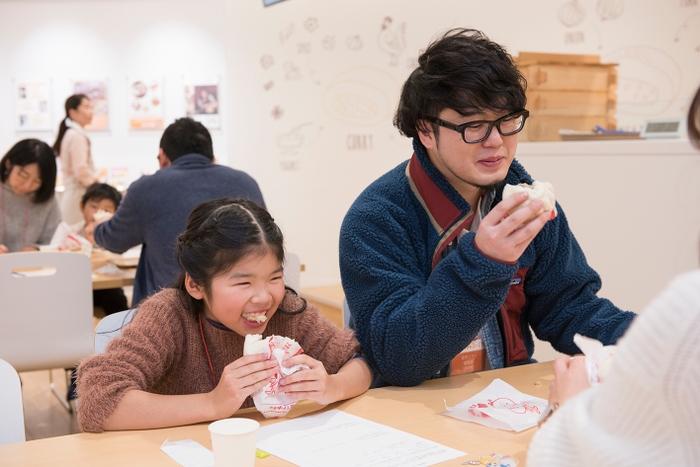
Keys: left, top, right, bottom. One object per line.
{"left": 674, "top": 14, "right": 700, "bottom": 52}
{"left": 276, "top": 122, "right": 323, "bottom": 156}
{"left": 596, "top": 0, "right": 624, "bottom": 21}
{"left": 346, "top": 35, "right": 363, "bottom": 51}
{"left": 322, "top": 67, "right": 399, "bottom": 126}
{"left": 604, "top": 46, "right": 683, "bottom": 117}
{"left": 377, "top": 17, "right": 406, "bottom": 66}
{"left": 558, "top": 0, "right": 586, "bottom": 28}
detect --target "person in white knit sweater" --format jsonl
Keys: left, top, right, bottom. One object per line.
{"left": 528, "top": 85, "right": 700, "bottom": 466}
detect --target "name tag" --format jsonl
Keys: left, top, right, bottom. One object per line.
{"left": 450, "top": 335, "right": 486, "bottom": 375}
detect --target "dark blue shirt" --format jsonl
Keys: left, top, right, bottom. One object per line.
{"left": 95, "top": 153, "right": 265, "bottom": 305}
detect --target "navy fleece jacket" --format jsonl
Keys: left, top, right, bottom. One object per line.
{"left": 339, "top": 141, "right": 635, "bottom": 387}
{"left": 95, "top": 153, "right": 265, "bottom": 305}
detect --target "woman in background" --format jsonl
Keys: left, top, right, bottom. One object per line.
{"left": 528, "top": 86, "right": 700, "bottom": 466}
{"left": 0, "top": 139, "right": 61, "bottom": 253}
{"left": 53, "top": 94, "right": 98, "bottom": 224}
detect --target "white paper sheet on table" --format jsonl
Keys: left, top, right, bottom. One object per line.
{"left": 257, "top": 409, "right": 465, "bottom": 467}
{"left": 160, "top": 439, "right": 214, "bottom": 467}
{"left": 441, "top": 378, "right": 547, "bottom": 432}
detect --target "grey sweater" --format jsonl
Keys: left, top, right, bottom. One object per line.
{"left": 1, "top": 183, "right": 62, "bottom": 251}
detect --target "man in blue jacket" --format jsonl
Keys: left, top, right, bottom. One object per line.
{"left": 339, "top": 29, "right": 635, "bottom": 387}
{"left": 91, "top": 118, "right": 265, "bottom": 306}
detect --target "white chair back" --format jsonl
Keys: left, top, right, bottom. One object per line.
{"left": 284, "top": 252, "right": 301, "bottom": 294}
{"left": 94, "top": 309, "right": 137, "bottom": 354}
{"left": 0, "top": 252, "right": 94, "bottom": 372}
{"left": 0, "top": 358, "right": 25, "bottom": 445}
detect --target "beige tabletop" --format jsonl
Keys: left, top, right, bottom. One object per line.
{"left": 0, "top": 362, "right": 553, "bottom": 467}
{"left": 90, "top": 249, "right": 136, "bottom": 291}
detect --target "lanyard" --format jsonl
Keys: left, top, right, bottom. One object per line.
{"left": 1, "top": 186, "right": 31, "bottom": 248}
{"left": 198, "top": 313, "right": 218, "bottom": 387}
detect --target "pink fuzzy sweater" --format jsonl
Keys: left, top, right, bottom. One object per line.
{"left": 76, "top": 288, "right": 360, "bottom": 433}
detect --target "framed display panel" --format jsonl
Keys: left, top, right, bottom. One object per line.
{"left": 73, "top": 79, "right": 110, "bottom": 131}
{"left": 184, "top": 76, "right": 221, "bottom": 129}
{"left": 14, "top": 79, "right": 52, "bottom": 132}
{"left": 127, "top": 77, "right": 164, "bottom": 130}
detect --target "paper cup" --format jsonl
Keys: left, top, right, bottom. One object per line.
{"left": 208, "top": 418, "right": 260, "bottom": 467}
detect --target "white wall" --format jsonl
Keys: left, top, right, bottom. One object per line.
{"left": 2, "top": 0, "right": 699, "bottom": 311}
{"left": 223, "top": 0, "right": 700, "bottom": 288}
{"left": 0, "top": 0, "right": 229, "bottom": 184}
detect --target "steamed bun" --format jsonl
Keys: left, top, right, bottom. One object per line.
{"left": 502, "top": 181, "right": 556, "bottom": 215}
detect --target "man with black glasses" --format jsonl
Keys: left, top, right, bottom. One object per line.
{"left": 339, "top": 29, "right": 635, "bottom": 387}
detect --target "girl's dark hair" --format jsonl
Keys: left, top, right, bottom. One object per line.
{"left": 0, "top": 139, "right": 57, "bottom": 204}
{"left": 394, "top": 28, "right": 527, "bottom": 139}
{"left": 688, "top": 85, "right": 700, "bottom": 150}
{"left": 174, "top": 198, "right": 285, "bottom": 315}
{"left": 52, "top": 94, "right": 88, "bottom": 155}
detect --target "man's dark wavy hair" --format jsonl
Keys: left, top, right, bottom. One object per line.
{"left": 394, "top": 28, "right": 527, "bottom": 139}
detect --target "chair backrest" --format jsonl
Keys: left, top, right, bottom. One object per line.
{"left": 0, "top": 358, "right": 25, "bottom": 445}
{"left": 0, "top": 252, "right": 94, "bottom": 372}
{"left": 94, "top": 309, "right": 137, "bottom": 354}
{"left": 284, "top": 252, "right": 301, "bottom": 294}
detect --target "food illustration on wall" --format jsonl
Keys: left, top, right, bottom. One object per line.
{"left": 74, "top": 80, "right": 109, "bottom": 131}
{"left": 322, "top": 67, "right": 398, "bottom": 126}
{"left": 558, "top": 0, "right": 586, "bottom": 27}
{"left": 377, "top": 17, "right": 406, "bottom": 66}
{"left": 597, "top": 0, "right": 624, "bottom": 21}
{"left": 127, "top": 77, "right": 164, "bottom": 130}
{"left": 14, "top": 80, "right": 51, "bottom": 131}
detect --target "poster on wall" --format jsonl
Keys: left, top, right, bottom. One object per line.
{"left": 73, "top": 79, "right": 109, "bottom": 131}
{"left": 184, "top": 77, "right": 220, "bottom": 129}
{"left": 127, "top": 77, "right": 164, "bottom": 130}
{"left": 263, "top": 0, "right": 289, "bottom": 6}
{"left": 14, "top": 80, "right": 51, "bottom": 131}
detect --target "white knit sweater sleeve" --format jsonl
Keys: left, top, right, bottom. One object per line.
{"left": 528, "top": 269, "right": 700, "bottom": 467}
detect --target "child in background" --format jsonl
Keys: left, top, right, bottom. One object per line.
{"left": 53, "top": 182, "right": 128, "bottom": 315}
{"left": 75, "top": 183, "right": 121, "bottom": 239}
{"left": 76, "top": 198, "right": 372, "bottom": 432}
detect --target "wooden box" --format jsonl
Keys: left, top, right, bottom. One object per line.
{"left": 517, "top": 52, "right": 618, "bottom": 141}
{"left": 523, "top": 115, "right": 617, "bottom": 142}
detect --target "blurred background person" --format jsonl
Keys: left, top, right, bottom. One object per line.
{"left": 528, "top": 85, "right": 700, "bottom": 467}
{"left": 53, "top": 93, "right": 99, "bottom": 224}
{"left": 0, "top": 139, "right": 61, "bottom": 253}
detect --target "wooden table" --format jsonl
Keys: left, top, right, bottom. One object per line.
{"left": 0, "top": 362, "right": 553, "bottom": 467}
{"left": 90, "top": 250, "right": 137, "bottom": 291}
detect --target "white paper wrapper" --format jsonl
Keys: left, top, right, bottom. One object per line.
{"left": 243, "top": 334, "right": 309, "bottom": 418}
{"left": 441, "top": 378, "right": 548, "bottom": 432}
{"left": 573, "top": 333, "right": 616, "bottom": 385}
{"left": 43, "top": 221, "right": 92, "bottom": 257}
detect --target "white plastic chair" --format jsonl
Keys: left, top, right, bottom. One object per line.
{"left": 0, "top": 252, "right": 94, "bottom": 411}
{"left": 284, "top": 252, "right": 301, "bottom": 294}
{"left": 0, "top": 358, "right": 25, "bottom": 445}
{"left": 94, "top": 309, "right": 137, "bottom": 354}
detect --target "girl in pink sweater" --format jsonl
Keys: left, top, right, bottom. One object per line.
{"left": 77, "top": 198, "right": 372, "bottom": 432}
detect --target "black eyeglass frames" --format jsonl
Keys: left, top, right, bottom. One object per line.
{"left": 423, "top": 110, "right": 530, "bottom": 144}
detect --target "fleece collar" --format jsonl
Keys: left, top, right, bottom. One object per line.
{"left": 405, "top": 139, "right": 531, "bottom": 269}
